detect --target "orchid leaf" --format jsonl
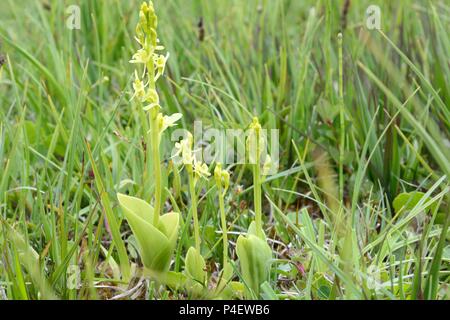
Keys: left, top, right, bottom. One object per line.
{"left": 393, "top": 191, "right": 438, "bottom": 214}
{"left": 236, "top": 222, "right": 272, "bottom": 299}
{"left": 184, "top": 246, "right": 207, "bottom": 285}
{"left": 117, "top": 193, "right": 179, "bottom": 274}
{"left": 184, "top": 246, "right": 207, "bottom": 296}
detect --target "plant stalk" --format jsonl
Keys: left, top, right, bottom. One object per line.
{"left": 146, "top": 58, "right": 162, "bottom": 226}
{"left": 253, "top": 130, "right": 263, "bottom": 238}
{"left": 338, "top": 33, "right": 345, "bottom": 201}
{"left": 218, "top": 186, "right": 228, "bottom": 265}
{"left": 150, "top": 113, "right": 162, "bottom": 226}
{"left": 188, "top": 167, "right": 200, "bottom": 251}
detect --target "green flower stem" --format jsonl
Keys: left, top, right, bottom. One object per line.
{"left": 253, "top": 133, "right": 263, "bottom": 238}
{"left": 150, "top": 113, "right": 162, "bottom": 226}
{"left": 217, "top": 185, "right": 228, "bottom": 265}
{"left": 187, "top": 165, "right": 200, "bottom": 251}
{"left": 338, "top": 33, "right": 345, "bottom": 201}
{"left": 146, "top": 58, "right": 162, "bottom": 226}
{"left": 253, "top": 162, "right": 263, "bottom": 238}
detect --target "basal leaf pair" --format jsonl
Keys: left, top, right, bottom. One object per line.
{"left": 236, "top": 222, "right": 272, "bottom": 298}
{"left": 117, "top": 194, "right": 179, "bottom": 275}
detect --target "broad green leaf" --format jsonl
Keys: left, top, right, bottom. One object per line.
{"left": 184, "top": 247, "right": 206, "bottom": 285}
{"left": 117, "top": 193, "right": 154, "bottom": 222}
{"left": 236, "top": 222, "right": 272, "bottom": 299}
{"left": 393, "top": 191, "right": 437, "bottom": 214}
{"left": 142, "top": 269, "right": 187, "bottom": 290}
{"left": 184, "top": 247, "right": 207, "bottom": 297}
{"left": 117, "top": 193, "right": 179, "bottom": 273}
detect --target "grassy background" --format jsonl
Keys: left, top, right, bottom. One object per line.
{"left": 0, "top": 0, "right": 449, "bottom": 299}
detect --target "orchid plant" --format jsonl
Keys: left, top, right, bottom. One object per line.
{"left": 236, "top": 117, "right": 273, "bottom": 299}
{"left": 117, "top": 1, "right": 182, "bottom": 280}
{"left": 172, "top": 132, "right": 211, "bottom": 296}
{"left": 117, "top": 2, "right": 272, "bottom": 299}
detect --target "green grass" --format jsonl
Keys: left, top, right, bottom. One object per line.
{"left": 0, "top": 0, "right": 449, "bottom": 300}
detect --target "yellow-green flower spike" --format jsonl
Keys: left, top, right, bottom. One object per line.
{"left": 214, "top": 163, "right": 230, "bottom": 193}
{"left": 116, "top": 1, "right": 181, "bottom": 280}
